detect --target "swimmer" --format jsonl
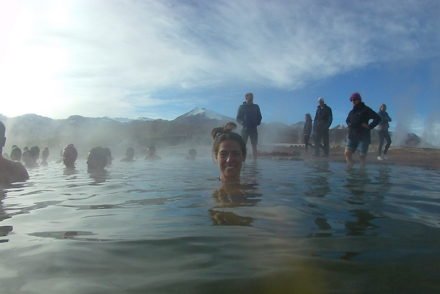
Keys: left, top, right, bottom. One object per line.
{"left": 63, "top": 144, "right": 78, "bottom": 168}
{"left": 0, "top": 121, "right": 29, "bottom": 184}
{"left": 87, "top": 147, "right": 109, "bottom": 171}
{"left": 212, "top": 129, "right": 246, "bottom": 184}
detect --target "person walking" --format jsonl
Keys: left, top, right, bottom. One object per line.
{"left": 377, "top": 104, "right": 392, "bottom": 160}
{"left": 236, "top": 92, "right": 262, "bottom": 160}
{"left": 303, "top": 113, "right": 313, "bottom": 152}
{"left": 313, "top": 97, "right": 333, "bottom": 157}
{"left": 345, "top": 92, "right": 381, "bottom": 168}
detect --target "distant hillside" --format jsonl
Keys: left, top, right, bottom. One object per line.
{"left": 0, "top": 109, "right": 435, "bottom": 158}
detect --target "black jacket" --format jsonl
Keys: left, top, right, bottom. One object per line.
{"left": 313, "top": 104, "right": 333, "bottom": 132}
{"left": 236, "top": 103, "right": 262, "bottom": 129}
{"left": 346, "top": 102, "right": 381, "bottom": 143}
{"left": 377, "top": 110, "right": 392, "bottom": 131}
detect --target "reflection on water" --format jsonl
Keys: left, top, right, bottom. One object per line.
{"left": 0, "top": 159, "right": 439, "bottom": 293}
{"left": 210, "top": 182, "right": 261, "bottom": 226}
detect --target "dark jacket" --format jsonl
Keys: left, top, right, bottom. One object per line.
{"left": 346, "top": 102, "right": 381, "bottom": 143}
{"left": 236, "top": 102, "right": 262, "bottom": 129}
{"left": 303, "top": 118, "right": 312, "bottom": 136}
{"left": 313, "top": 104, "right": 333, "bottom": 132}
{"left": 377, "top": 110, "right": 392, "bottom": 131}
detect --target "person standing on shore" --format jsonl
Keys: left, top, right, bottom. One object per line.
{"left": 377, "top": 104, "right": 392, "bottom": 160}
{"left": 236, "top": 92, "right": 262, "bottom": 160}
{"left": 345, "top": 92, "right": 381, "bottom": 168}
{"left": 303, "top": 113, "right": 313, "bottom": 152}
{"left": 313, "top": 97, "right": 333, "bottom": 157}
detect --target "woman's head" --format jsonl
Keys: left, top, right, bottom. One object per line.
{"left": 380, "top": 104, "right": 387, "bottom": 111}
{"left": 305, "top": 113, "right": 312, "bottom": 121}
{"left": 212, "top": 132, "right": 246, "bottom": 183}
{"left": 63, "top": 144, "right": 78, "bottom": 168}
{"left": 87, "top": 146, "right": 108, "bottom": 171}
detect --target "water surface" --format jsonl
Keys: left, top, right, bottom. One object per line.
{"left": 1, "top": 158, "right": 439, "bottom": 293}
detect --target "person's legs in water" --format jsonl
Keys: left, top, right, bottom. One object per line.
{"left": 304, "top": 135, "right": 310, "bottom": 152}
{"left": 383, "top": 131, "right": 392, "bottom": 158}
{"left": 322, "top": 128, "right": 330, "bottom": 157}
{"left": 241, "top": 128, "right": 249, "bottom": 147}
{"left": 345, "top": 138, "right": 359, "bottom": 169}
{"left": 377, "top": 130, "right": 385, "bottom": 160}
{"left": 358, "top": 140, "right": 370, "bottom": 168}
{"left": 248, "top": 127, "right": 258, "bottom": 160}
{"left": 314, "top": 131, "right": 322, "bottom": 156}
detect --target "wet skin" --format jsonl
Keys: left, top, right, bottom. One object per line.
{"left": 216, "top": 140, "right": 244, "bottom": 184}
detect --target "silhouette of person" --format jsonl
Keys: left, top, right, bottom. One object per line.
{"left": 41, "top": 147, "right": 49, "bottom": 166}
{"left": 313, "top": 97, "right": 333, "bottom": 157}
{"left": 63, "top": 144, "right": 78, "bottom": 168}
{"left": 236, "top": 92, "right": 262, "bottom": 160}
{"left": 377, "top": 104, "right": 392, "bottom": 160}
{"left": 27, "top": 146, "right": 40, "bottom": 168}
{"left": 145, "top": 145, "right": 161, "bottom": 160}
{"left": 87, "top": 147, "right": 109, "bottom": 172}
{"left": 303, "top": 113, "right": 313, "bottom": 152}
{"left": 10, "top": 145, "right": 22, "bottom": 161}
{"left": 121, "top": 147, "right": 135, "bottom": 162}
{"left": 345, "top": 92, "right": 381, "bottom": 168}
{"left": 0, "top": 121, "right": 29, "bottom": 184}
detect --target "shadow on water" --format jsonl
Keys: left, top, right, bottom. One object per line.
{"left": 209, "top": 178, "right": 262, "bottom": 226}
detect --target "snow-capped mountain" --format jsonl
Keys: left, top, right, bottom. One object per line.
{"left": 174, "top": 107, "right": 233, "bottom": 122}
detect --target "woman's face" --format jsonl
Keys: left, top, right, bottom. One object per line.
{"left": 216, "top": 140, "right": 244, "bottom": 183}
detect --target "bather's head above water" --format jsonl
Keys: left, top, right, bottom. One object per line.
{"left": 212, "top": 131, "right": 246, "bottom": 184}
{"left": 63, "top": 144, "right": 78, "bottom": 168}
{"left": 87, "top": 147, "right": 109, "bottom": 171}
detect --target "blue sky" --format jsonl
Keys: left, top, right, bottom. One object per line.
{"left": 0, "top": 0, "right": 439, "bottom": 136}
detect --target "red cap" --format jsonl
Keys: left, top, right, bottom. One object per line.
{"left": 350, "top": 92, "right": 362, "bottom": 101}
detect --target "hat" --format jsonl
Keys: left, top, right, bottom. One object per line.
{"left": 350, "top": 92, "right": 362, "bottom": 101}
{"left": 317, "top": 97, "right": 324, "bottom": 103}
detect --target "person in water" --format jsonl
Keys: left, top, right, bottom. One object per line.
{"left": 313, "top": 97, "right": 333, "bottom": 157}
{"left": 41, "top": 147, "right": 50, "bottom": 166}
{"left": 145, "top": 145, "right": 161, "bottom": 160}
{"left": 236, "top": 92, "right": 262, "bottom": 160}
{"left": 63, "top": 144, "right": 78, "bottom": 168}
{"left": 211, "top": 121, "right": 237, "bottom": 140}
{"left": 27, "top": 146, "right": 40, "bottom": 168}
{"left": 87, "top": 146, "right": 109, "bottom": 171}
{"left": 121, "top": 147, "right": 135, "bottom": 162}
{"left": 0, "top": 121, "right": 29, "bottom": 184}
{"left": 345, "top": 92, "right": 381, "bottom": 168}
{"left": 10, "top": 145, "right": 22, "bottom": 161}
{"left": 212, "top": 129, "right": 246, "bottom": 184}
{"left": 377, "top": 103, "right": 392, "bottom": 161}
{"left": 303, "top": 113, "right": 313, "bottom": 152}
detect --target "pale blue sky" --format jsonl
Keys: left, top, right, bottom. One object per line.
{"left": 0, "top": 0, "right": 439, "bottom": 136}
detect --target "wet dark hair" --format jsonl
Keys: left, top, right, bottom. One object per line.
{"left": 305, "top": 113, "right": 312, "bottom": 121}
{"left": 212, "top": 130, "right": 246, "bottom": 160}
{"left": 87, "top": 146, "right": 109, "bottom": 170}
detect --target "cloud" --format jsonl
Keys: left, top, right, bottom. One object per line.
{"left": 0, "top": 0, "right": 439, "bottom": 118}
